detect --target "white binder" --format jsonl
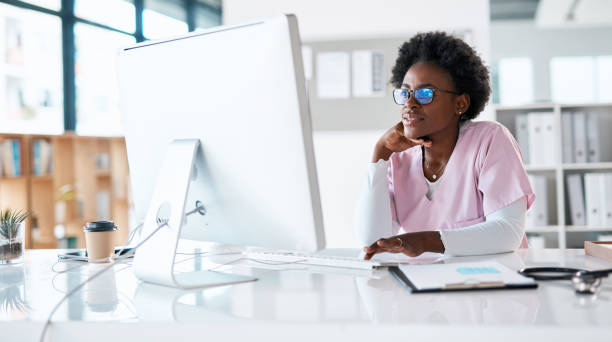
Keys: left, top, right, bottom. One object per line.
{"left": 515, "top": 114, "right": 530, "bottom": 164}
{"left": 527, "top": 175, "right": 548, "bottom": 227}
{"left": 540, "top": 113, "right": 557, "bottom": 165}
{"left": 586, "top": 113, "right": 600, "bottom": 162}
{"left": 602, "top": 173, "right": 612, "bottom": 227}
{"left": 561, "top": 112, "right": 574, "bottom": 163}
{"left": 566, "top": 174, "right": 586, "bottom": 226}
{"left": 585, "top": 173, "right": 604, "bottom": 227}
{"left": 573, "top": 112, "right": 587, "bottom": 163}
{"left": 527, "top": 113, "right": 543, "bottom": 166}
{"left": 528, "top": 112, "right": 556, "bottom": 166}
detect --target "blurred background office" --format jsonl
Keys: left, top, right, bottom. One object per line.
{"left": 0, "top": 0, "right": 611, "bottom": 252}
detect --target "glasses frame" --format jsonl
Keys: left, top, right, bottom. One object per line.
{"left": 393, "top": 87, "right": 461, "bottom": 105}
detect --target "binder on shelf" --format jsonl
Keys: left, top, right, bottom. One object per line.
{"left": 584, "top": 173, "right": 604, "bottom": 227}
{"left": 33, "top": 139, "right": 41, "bottom": 175}
{"left": 573, "top": 112, "right": 587, "bottom": 163}
{"left": 527, "top": 113, "right": 542, "bottom": 166}
{"left": 586, "top": 113, "right": 600, "bottom": 162}
{"left": 527, "top": 112, "right": 556, "bottom": 165}
{"left": 32, "top": 139, "right": 52, "bottom": 176}
{"left": 2, "top": 139, "right": 21, "bottom": 177}
{"left": 566, "top": 174, "right": 586, "bottom": 226}
{"left": 586, "top": 112, "right": 612, "bottom": 163}
{"left": 526, "top": 175, "right": 548, "bottom": 227}
{"left": 561, "top": 112, "right": 574, "bottom": 163}
{"left": 602, "top": 173, "right": 612, "bottom": 227}
{"left": 11, "top": 139, "right": 20, "bottom": 176}
{"left": 515, "top": 114, "right": 530, "bottom": 164}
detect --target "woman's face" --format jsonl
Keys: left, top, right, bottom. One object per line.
{"left": 400, "top": 61, "right": 464, "bottom": 140}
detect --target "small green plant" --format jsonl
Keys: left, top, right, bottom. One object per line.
{"left": 0, "top": 209, "right": 29, "bottom": 240}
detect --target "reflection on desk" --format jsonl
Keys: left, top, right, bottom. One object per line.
{"left": 1, "top": 248, "right": 612, "bottom": 342}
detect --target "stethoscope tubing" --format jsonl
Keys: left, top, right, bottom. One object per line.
{"left": 519, "top": 267, "right": 612, "bottom": 281}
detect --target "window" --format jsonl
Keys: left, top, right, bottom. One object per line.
{"left": 74, "top": 24, "right": 135, "bottom": 136}
{"left": 596, "top": 56, "right": 612, "bottom": 103}
{"left": 550, "top": 57, "right": 596, "bottom": 104}
{"left": 497, "top": 57, "right": 534, "bottom": 105}
{"left": 196, "top": 6, "right": 221, "bottom": 30}
{"left": 144, "top": 0, "right": 188, "bottom": 39}
{"left": 0, "top": 0, "right": 222, "bottom": 135}
{"left": 24, "top": 0, "right": 61, "bottom": 11}
{"left": 75, "top": 0, "right": 136, "bottom": 33}
{"left": 0, "top": 3, "right": 63, "bottom": 134}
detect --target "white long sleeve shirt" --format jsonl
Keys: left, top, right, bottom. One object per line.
{"left": 354, "top": 159, "right": 527, "bottom": 256}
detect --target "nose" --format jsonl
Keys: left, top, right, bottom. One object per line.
{"left": 403, "top": 90, "right": 420, "bottom": 110}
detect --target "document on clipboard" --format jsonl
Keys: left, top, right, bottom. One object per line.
{"left": 389, "top": 261, "right": 537, "bottom": 293}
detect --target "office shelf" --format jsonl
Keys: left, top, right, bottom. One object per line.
{"left": 495, "top": 102, "right": 612, "bottom": 248}
{"left": 0, "top": 133, "right": 129, "bottom": 249}
{"left": 565, "top": 226, "right": 612, "bottom": 232}
{"left": 562, "top": 162, "right": 612, "bottom": 170}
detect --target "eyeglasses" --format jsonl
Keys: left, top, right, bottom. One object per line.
{"left": 393, "top": 87, "right": 460, "bottom": 105}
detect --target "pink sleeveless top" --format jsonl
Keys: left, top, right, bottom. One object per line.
{"left": 387, "top": 120, "right": 535, "bottom": 248}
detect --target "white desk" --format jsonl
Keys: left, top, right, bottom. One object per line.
{"left": 2, "top": 248, "right": 612, "bottom": 342}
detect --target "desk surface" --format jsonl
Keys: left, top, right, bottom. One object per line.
{"left": 2, "top": 248, "right": 612, "bottom": 341}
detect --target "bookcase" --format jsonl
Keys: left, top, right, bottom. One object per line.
{"left": 0, "top": 133, "right": 130, "bottom": 249}
{"left": 494, "top": 102, "right": 612, "bottom": 248}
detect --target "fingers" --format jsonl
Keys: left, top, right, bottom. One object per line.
{"left": 362, "top": 237, "right": 404, "bottom": 260}
{"left": 377, "top": 237, "right": 403, "bottom": 250}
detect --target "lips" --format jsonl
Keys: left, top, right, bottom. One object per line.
{"left": 402, "top": 114, "right": 425, "bottom": 126}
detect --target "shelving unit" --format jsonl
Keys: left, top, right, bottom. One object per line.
{"left": 0, "top": 133, "right": 130, "bottom": 249}
{"left": 494, "top": 102, "right": 612, "bottom": 248}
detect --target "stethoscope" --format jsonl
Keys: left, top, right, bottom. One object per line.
{"left": 519, "top": 267, "right": 612, "bottom": 294}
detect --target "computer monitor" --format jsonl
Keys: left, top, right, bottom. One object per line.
{"left": 117, "top": 14, "right": 325, "bottom": 288}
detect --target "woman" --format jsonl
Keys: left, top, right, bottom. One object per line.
{"left": 355, "top": 32, "right": 535, "bottom": 259}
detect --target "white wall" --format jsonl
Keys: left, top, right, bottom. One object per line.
{"left": 223, "top": 0, "right": 491, "bottom": 247}
{"left": 223, "top": 0, "right": 489, "bottom": 59}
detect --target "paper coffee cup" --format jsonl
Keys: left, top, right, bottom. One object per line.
{"left": 83, "top": 221, "right": 117, "bottom": 263}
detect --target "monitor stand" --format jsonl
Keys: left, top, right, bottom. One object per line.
{"left": 133, "top": 139, "right": 257, "bottom": 289}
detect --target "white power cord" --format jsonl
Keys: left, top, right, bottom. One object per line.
{"left": 39, "top": 220, "right": 167, "bottom": 342}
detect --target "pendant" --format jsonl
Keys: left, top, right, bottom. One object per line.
{"left": 432, "top": 174, "right": 437, "bottom": 179}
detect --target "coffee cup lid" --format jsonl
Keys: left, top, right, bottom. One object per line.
{"left": 83, "top": 221, "right": 117, "bottom": 232}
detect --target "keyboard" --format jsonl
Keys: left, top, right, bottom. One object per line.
{"left": 243, "top": 249, "right": 394, "bottom": 270}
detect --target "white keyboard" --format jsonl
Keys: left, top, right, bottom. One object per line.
{"left": 243, "top": 250, "right": 392, "bottom": 270}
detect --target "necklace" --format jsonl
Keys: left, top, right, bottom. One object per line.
{"left": 422, "top": 146, "right": 448, "bottom": 180}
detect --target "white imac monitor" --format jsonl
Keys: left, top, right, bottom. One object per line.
{"left": 118, "top": 14, "right": 325, "bottom": 288}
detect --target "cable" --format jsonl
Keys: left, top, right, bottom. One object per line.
{"left": 39, "top": 221, "right": 168, "bottom": 342}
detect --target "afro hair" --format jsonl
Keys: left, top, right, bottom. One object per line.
{"left": 390, "top": 31, "right": 491, "bottom": 121}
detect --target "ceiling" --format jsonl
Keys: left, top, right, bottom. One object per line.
{"left": 490, "top": 0, "right": 540, "bottom": 20}
{"left": 491, "top": 0, "right": 612, "bottom": 26}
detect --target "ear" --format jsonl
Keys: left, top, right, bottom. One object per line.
{"left": 455, "top": 94, "right": 470, "bottom": 117}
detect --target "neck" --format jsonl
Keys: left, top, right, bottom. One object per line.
{"left": 423, "top": 120, "right": 460, "bottom": 164}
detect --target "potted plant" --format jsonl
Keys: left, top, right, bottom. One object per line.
{"left": 0, "top": 209, "right": 29, "bottom": 264}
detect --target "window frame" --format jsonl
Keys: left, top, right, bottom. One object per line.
{"left": 2, "top": 0, "right": 221, "bottom": 132}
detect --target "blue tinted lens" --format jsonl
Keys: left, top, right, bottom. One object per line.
{"left": 415, "top": 88, "right": 434, "bottom": 104}
{"left": 393, "top": 89, "right": 409, "bottom": 104}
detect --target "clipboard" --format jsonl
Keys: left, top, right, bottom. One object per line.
{"left": 389, "top": 261, "right": 538, "bottom": 293}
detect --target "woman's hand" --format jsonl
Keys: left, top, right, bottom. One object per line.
{"left": 363, "top": 231, "right": 445, "bottom": 260}
{"left": 372, "top": 122, "right": 432, "bottom": 162}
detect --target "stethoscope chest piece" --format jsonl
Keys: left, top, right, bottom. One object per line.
{"left": 519, "top": 267, "right": 611, "bottom": 295}
{"left": 572, "top": 272, "right": 603, "bottom": 295}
